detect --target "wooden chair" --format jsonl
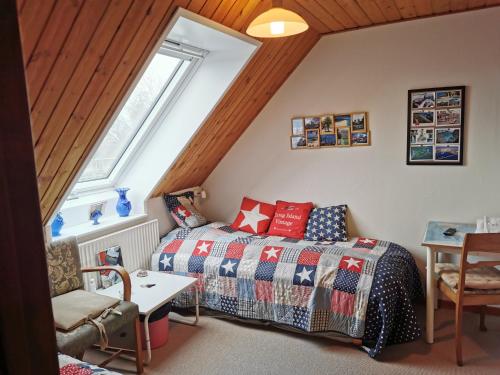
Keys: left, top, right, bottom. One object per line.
{"left": 436, "top": 233, "right": 500, "bottom": 366}
{"left": 46, "top": 237, "right": 143, "bottom": 373}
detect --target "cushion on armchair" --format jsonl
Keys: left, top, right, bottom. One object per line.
{"left": 46, "top": 237, "right": 84, "bottom": 297}
{"left": 52, "top": 289, "right": 120, "bottom": 331}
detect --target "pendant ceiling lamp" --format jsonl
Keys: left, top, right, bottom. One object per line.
{"left": 246, "top": 0, "right": 309, "bottom": 38}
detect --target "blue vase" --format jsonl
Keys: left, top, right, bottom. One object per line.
{"left": 115, "top": 188, "right": 131, "bottom": 217}
{"left": 90, "top": 209, "right": 102, "bottom": 225}
{"left": 51, "top": 212, "right": 64, "bottom": 237}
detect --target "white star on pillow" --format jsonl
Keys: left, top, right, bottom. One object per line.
{"left": 239, "top": 204, "right": 270, "bottom": 233}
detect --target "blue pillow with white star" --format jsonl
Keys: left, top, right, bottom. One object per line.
{"left": 304, "top": 205, "right": 348, "bottom": 242}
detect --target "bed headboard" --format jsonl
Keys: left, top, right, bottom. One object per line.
{"left": 146, "top": 186, "right": 206, "bottom": 237}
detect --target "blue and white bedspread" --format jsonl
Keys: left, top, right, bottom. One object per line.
{"left": 152, "top": 223, "right": 422, "bottom": 357}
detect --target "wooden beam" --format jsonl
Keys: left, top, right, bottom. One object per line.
{"left": 0, "top": 0, "right": 58, "bottom": 373}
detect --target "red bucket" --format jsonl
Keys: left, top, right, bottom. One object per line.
{"left": 141, "top": 315, "right": 169, "bottom": 349}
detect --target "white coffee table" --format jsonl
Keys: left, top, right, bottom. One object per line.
{"left": 97, "top": 270, "right": 199, "bottom": 364}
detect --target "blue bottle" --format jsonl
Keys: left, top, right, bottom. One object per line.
{"left": 115, "top": 188, "right": 131, "bottom": 217}
{"left": 51, "top": 212, "right": 64, "bottom": 237}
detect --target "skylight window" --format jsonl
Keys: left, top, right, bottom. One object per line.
{"left": 75, "top": 42, "right": 202, "bottom": 189}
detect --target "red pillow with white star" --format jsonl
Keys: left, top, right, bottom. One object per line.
{"left": 231, "top": 197, "right": 276, "bottom": 235}
{"left": 267, "top": 200, "right": 314, "bottom": 239}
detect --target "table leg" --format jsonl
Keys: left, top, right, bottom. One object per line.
{"left": 143, "top": 313, "right": 152, "bottom": 365}
{"left": 426, "top": 246, "right": 436, "bottom": 344}
{"left": 169, "top": 285, "right": 199, "bottom": 326}
{"left": 194, "top": 285, "right": 199, "bottom": 325}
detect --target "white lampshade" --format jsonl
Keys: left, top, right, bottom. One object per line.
{"left": 246, "top": 7, "right": 309, "bottom": 38}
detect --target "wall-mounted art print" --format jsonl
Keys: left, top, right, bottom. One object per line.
{"left": 407, "top": 86, "right": 465, "bottom": 165}
{"left": 290, "top": 112, "right": 371, "bottom": 150}
{"left": 351, "top": 131, "right": 370, "bottom": 146}
{"left": 334, "top": 114, "right": 351, "bottom": 128}
{"left": 291, "top": 117, "right": 305, "bottom": 136}
{"left": 320, "top": 114, "right": 334, "bottom": 134}
{"left": 290, "top": 135, "right": 307, "bottom": 149}
{"left": 306, "top": 129, "right": 320, "bottom": 148}
{"left": 305, "top": 116, "right": 320, "bottom": 130}
{"left": 351, "top": 112, "right": 367, "bottom": 132}
{"left": 320, "top": 133, "right": 336, "bottom": 147}
{"left": 336, "top": 127, "right": 351, "bottom": 147}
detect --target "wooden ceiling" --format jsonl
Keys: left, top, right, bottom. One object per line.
{"left": 17, "top": 0, "right": 499, "bottom": 223}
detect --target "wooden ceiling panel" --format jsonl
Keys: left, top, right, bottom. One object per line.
{"left": 335, "top": 0, "right": 373, "bottom": 26}
{"left": 25, "top": 0, "right": 83, "bottom": 103}
{"left": 30, "top": 0, "right": 110, "bottom": 142}
{"left": 35, "top": 0, "right": 134, "bottom": 178}
{"left": 355, "top": 0, "right": 388, "bottom": 23}
{"left": 412, "top": 0, "right": 433, "bottom": 16}
{"left": 18, "top": 0, "right": 56, "bottom": 61}
{"left": 18, "top": 0, "right": 500, "bottom": 223}
{"left": 394, "top": 0, "right": 418, "bottom": 18}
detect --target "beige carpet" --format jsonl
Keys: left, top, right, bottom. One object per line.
{"left": 86, "top": 305, "right": 500, "bottom": 374}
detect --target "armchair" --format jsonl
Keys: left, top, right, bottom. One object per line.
{"left": 46, "top": 237, "right": 143, "bottom": 374}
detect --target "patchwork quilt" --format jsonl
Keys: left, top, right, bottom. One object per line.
{"left": 154, "top": 223, "right": 423, "bottom": 356}
{"left": 58, "top": 353, "right": 121, "bottom": 374}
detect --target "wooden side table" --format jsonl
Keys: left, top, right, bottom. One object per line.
{"left": 421, "top": 221, "right": 476, "bottom": 344}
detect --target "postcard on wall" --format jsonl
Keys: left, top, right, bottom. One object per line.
{"left": 334, "top": 114, "right": 351, "bottom": 128}
{"left": 306, "top": 129, "right": 320, "bottom": 148}
{"left": 406, "top": 86, "right": 465, "bottom": 165}
{"left": 351, "top": 112, "right": 367, "bottom": 132}
{"left": 291, "top": 117, "right": 305, "bottom": 136}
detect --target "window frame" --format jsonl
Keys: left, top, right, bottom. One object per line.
{"left": 71, "top": 41, "right": 205, "bottom": 195}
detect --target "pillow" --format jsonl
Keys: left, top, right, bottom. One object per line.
{"left": 267, "top": 200, "right": 314, "bottom": 239}
{"left": 97, "top": 245, "right": 124, "bottom": 289}
{"left": 304, "top": 205, "right": 348, "bottom": 242}
{"left": 163, "top": 192, "right": 207, "bottom": 229}
{"left": 231, "top": 197, "right": 276, "bottom": 234}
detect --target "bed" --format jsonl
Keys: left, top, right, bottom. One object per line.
{"left": 59, "top": 353, "right": 121, "bottom": 374}
{"left": 151, "top": 222, "right": 423, "bottom": 357}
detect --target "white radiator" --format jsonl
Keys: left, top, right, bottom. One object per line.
{"left": 78, "top": 219, "right": 160, "bottom": 289}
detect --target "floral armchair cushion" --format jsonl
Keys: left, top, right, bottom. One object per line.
{"left": 46, "top": 237, "right": 84, "bottom": 297}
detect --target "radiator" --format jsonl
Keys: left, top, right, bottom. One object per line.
{"left": 78, "top": 219, "right": 160, "bottom": 290}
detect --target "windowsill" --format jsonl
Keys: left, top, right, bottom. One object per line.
{"left": 53, "top": 214, "right": 148, "bottom": 243}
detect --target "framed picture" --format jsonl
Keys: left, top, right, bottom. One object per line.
{"left": 290, "top": 135, "right": 306, "bottom": 149}
{"left": 334, "top": 114, "right": 351, "bottom": 128}
{"left": 435, "top": 145, "right": 460, "bottom": 162}
{"left": 351, "top": 131, "right": 370, "bottom": 146}
{"left": 407, "top": 86, "right": 465, "bottom": 165}
{"left": 436, "top": 89, "right": 462, "bottom": 108}
{"left": 304, "top": 116, "right": 320, "bottom": 130}
{"left": 291, "top": 117, "right": 305, "bottom": 136}
{"left": 336, "top": 127, "right": 350, "bottom": 147}
{"left": 435, "top": 128, "right": 460, "bottom": 144}
{"left": 411, "top": 91, "right": 435, "bottom": 109}
{"left": 436, "top": 108, "right": 461, "bottom": 126}
{"left": 320, "top": 133, "right": 336, "bottom": 147}
{"left": 410, "top": 128, "right": 434, "bottom": 145}
{"left": 351, "top": 112, "right": 367, "bottom": 132}
{"left": 410, "top": 145, "right": 434, "bottom": 161}
{"left": 306, "top": 129, "right": 320, "bottom": 148}
{"left": 320, "top": 114, "right": 334, "bottom": 134}
{"left": 411, "top": 110, "right": 435, "bottom": 126}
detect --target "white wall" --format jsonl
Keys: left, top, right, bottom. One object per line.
{"left": 201, "top": 8, "right": 500, "bottom": 271}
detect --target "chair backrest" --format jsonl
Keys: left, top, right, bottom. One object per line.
{"left": 46, "top": 236, "right": 84, "bottom": 297}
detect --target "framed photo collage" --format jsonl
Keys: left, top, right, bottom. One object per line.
{"left": 290, "top": 112, "right": 370, "bottom": 150}
{"left": 407, "top": 86, "right": 465, "bottom": 165}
